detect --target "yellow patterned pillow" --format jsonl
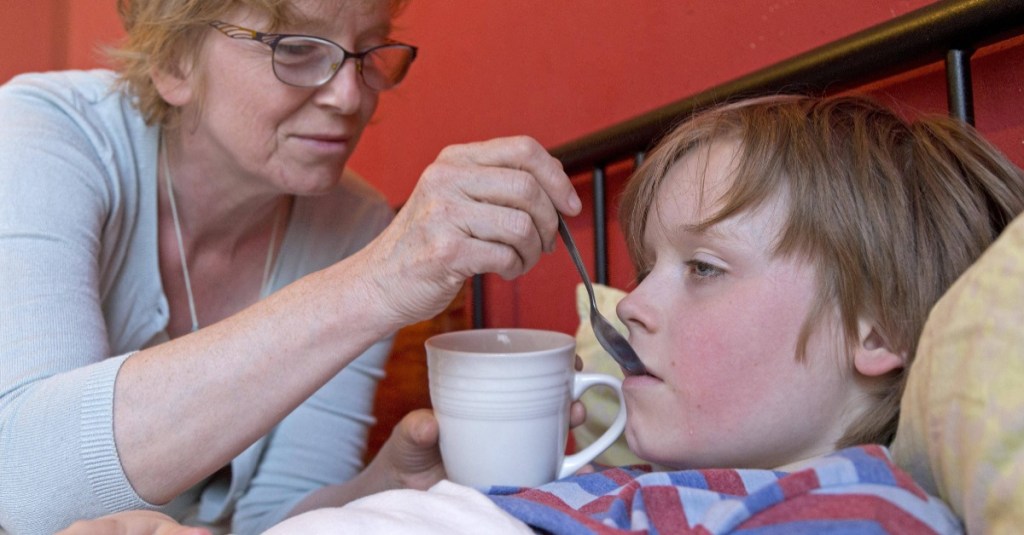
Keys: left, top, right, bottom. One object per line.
{"left": 572, "top": 283, "right": 647, "bottom": 467}
{"left": 892, "top": 213, "right": 1024, "bottom": 533}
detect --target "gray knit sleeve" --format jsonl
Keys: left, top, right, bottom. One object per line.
{"left": 0, "top": 72, "right": 155, "bottom": 534}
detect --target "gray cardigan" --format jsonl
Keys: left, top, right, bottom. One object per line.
{"left": 0, "top": 70, "right": 394, "bottom": 534}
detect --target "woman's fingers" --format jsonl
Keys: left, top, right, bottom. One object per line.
{"left": 440, "top": 165, "right": 555, "bottom": 253}
{"left": 354, "top": 135, "right": 580, "bottom": 329}
{"left": 570, "top": 400, "right": 587, "bottom": 429}
{"left": 438, "top": 135, "right": 582, "bottom": 217}
{"left": 420, "top": 137, "right": 578, "bottom": 256}
{"left": 449, "top": 201, "right": 544, "bottom": 275}
{"left": 378, "top": 409, "right": 446, "bottom": 491}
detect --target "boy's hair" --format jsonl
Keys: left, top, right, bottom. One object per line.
{"left": 620, "top": 94, "right": 1024, "bottom": 447}
{"left": 109, "top": 0, "right": 407, "bottom": 128}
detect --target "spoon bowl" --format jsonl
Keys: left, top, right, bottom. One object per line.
{"left": 557, "top": 215, "right": 647, "bottom": 376}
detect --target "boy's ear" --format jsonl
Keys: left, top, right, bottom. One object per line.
{"left": 852, "top": 319, "right": 905, "bottom": 377}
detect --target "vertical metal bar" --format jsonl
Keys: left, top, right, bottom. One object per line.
{"left": 945, "top": 48, "right": 975, "bottom": 126}
{"left": 593, "top": 165, "right": 608, "bottom": 285}
{"left": 635, "top": 151, "right": 646, "bottom": 167}
{"left": 472, "top": 274, "right": 484, "bottom": 328}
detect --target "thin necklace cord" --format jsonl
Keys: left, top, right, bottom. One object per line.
{"left": 161, "top": 136, "right": 281, "bottom": 333}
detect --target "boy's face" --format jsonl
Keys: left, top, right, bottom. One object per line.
{"left": 617, "top": 140, "right": 862, "bottom": 470}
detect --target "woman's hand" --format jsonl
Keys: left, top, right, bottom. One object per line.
{"left": 287, "top": 408, "right": 446, "bottom": 517}
{"left": 57, "top": 511, "right": 210, "bottom": 535}
{"left": 356, "top": 136, "right": 581, "bottom": 328}
{"left": 367, "top": 408, "right": 447, "bottom": 492}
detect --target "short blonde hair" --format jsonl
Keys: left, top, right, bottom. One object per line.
{"left": 619, "top": 94, "right": 1024, "bottom": 447}
{"left": 108, "top": 0, "right": 407, "bottom": 128}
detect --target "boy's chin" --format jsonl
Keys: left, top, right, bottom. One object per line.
{"left": 623, "top": 429, "right": 673, "bottom": 469}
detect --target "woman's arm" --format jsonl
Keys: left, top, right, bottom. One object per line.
{"left": 112, "top": 135, "right": 581, "bottom": 504}
{"left": 1, "top": 76, "right": 580, "bottom": 530}
{"left": 231, "top": 336, "right": 393, "bottom": 533}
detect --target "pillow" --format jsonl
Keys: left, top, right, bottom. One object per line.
{"left": 572, "top": 282, "right": 647, "bottom": 467}
{"left": 891, "top": 213, "right": 1024, "bottom": 534}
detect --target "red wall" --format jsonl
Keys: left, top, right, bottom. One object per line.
{"left": 2, "top": 1, "right": 64, "bottom": 76}
{"left": 4, "top": 0, "right": 1022, "bottom": 334}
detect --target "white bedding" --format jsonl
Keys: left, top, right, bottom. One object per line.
{"left": 263, "top": 481, "right": 531, "bottom": 535}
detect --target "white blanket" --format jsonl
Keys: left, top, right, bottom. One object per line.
{"left": 263, "top": 481, "right": 531, "bottom": 534}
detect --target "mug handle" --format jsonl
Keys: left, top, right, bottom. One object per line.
{"left": 558, "top": 373, "right": 627, "bottom": 479}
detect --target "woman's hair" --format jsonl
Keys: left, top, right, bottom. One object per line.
{"left": 108, "top": 0, "right": 407, "bottom": 128}
{"left": 620, "top": 94, "right": 1024, "bottom": 447}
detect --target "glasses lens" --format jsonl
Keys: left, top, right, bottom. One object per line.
{"left": 360, "top": 45, "right": 416, "bottom": 90}
{"left": 272, "top": 36, "right": 339, "bottom": 87}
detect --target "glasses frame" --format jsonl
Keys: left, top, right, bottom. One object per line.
{"left": 209, "top": 21, "right": 418, "bottom": 90}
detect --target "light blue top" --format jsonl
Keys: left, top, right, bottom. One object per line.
{"left": 0, "top": 70, "right": 394, "bottom": 535}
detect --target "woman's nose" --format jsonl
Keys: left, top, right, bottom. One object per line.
{"left": 313, "top": 60, "right": 367, "bottom": 114}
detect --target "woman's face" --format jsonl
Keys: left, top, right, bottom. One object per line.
{"left": 617, "top": 140, "right": 862, "bottom": 471}
{"left": 178, "top": 0, "right": 392, "bottom": 195}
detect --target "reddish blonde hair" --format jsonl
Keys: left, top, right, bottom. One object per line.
{"left": 620, "top": 94, "right": 1024, "bottom": 447}
{"left": 108, "top": 0, "right": 407, "bottom": 128}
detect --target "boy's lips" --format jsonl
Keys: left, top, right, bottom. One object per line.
{"left": 622, "top": 359, "right": 657, "bottom": 379}
{"left": 622, "top": 370, "right": 661, "bottom": 390}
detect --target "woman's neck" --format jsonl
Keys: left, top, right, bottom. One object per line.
{"left": 159, "top": 130, "right": 291, "bottom": 255}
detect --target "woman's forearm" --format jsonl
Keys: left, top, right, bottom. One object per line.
{"left": 113, "top": 258, "right": 395, "bottom": 504}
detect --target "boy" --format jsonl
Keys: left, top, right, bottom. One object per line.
{"left": 481, "top": 94, "right": 1024, "bottom": 533}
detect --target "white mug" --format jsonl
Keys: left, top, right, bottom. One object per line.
{"left": 426, "top": 328, "right": 627, "bottom": 488}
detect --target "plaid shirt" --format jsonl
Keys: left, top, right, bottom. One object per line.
{"left": 487, "top": 445, "right": 961, "bottom": 534}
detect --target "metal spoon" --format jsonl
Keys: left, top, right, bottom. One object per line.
{"left": 557, "top": 215, "right": 648, "bottom": 376}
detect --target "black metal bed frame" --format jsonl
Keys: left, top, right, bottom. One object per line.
{"left": 473, "top": 0, "right": 1024, "bottom": 329}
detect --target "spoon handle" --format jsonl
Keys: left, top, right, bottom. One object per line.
{"left": 557, "top": 215, "right": 599, "bottom": 310}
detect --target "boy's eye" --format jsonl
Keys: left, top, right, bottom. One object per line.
{"left": 687, "top": 260, "right": 723, "bottom": 279}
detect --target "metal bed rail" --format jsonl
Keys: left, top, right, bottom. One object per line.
{"left": 473, "top": 0, "right": 1024, "bottom": 328}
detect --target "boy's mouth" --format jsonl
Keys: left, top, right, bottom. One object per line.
{"left": 623, "top": 365, "right": 657, "bottom": 379}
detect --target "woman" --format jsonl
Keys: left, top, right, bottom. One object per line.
{"left": 0, "top": 0, "right": 581, "bottom": 533}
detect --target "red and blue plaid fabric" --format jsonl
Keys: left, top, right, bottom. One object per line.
{"left": 486, "top": 445, "right": 961, "bottom": 534}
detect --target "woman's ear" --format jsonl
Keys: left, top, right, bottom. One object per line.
{"left": 852, "top": 319, "right": 905, "bottom": 377}
{"left": 150, "top": 61, "right": 194, "bottom": 108}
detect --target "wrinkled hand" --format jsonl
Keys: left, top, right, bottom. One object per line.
{"left": 57, "top": 511, "right": 210, "bottom": 535}
{"left": 362, "top": 136, "right": 581, "bottom": 327}
{"left": 368, "top": 408, "right": 447, "bottom": 492}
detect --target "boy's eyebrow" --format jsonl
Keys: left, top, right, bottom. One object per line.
{"left": 676, "top": 221, "right": 742, "bottom": 243}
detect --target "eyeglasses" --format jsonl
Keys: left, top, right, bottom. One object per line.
{"left": 209, "top": 21, "right": 417, "bottom": 91}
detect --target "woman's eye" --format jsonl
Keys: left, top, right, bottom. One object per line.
{"left": 277, "top": 43, "right": 319, "bottom": 58}
{"left": 687, "top": 260, "right": 723, "bottom": 279}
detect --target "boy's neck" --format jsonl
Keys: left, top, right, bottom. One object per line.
{"left": 773, "top": 452, "right": 836, "bottom": 473}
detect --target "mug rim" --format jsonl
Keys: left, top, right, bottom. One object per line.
{"left": 425, "top": 328, "right": 575, "bottom": 356}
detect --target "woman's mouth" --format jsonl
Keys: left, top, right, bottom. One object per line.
{"left": 290, "top": 134, "right": 350, "bottom": 155}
